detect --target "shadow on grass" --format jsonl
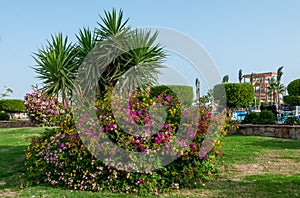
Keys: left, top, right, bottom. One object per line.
{"left": 246, "top": 137, "right": 300, "bottom": 150}
{"left": 0, "top": 145, "right": 27, "bottom": 190}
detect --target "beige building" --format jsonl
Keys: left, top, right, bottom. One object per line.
{"left": 243, "top": 72, "right": 278, "bottom": 104}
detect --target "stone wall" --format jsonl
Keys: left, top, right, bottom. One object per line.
{"left": 237, "top": 124, "right": 300, "bottom": 139}
{"left": 0, "top": 120, "right": 35, "bottom": 128}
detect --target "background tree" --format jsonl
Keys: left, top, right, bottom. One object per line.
{"left": 276, "top": 66, "right": 284, "bottom": 83}
{"left": 238, "top": 69, "right": 243, "bottom": 83}
{"left": 284, "top": 79, "right": 300, "bottom": 106}
{"left": 222, "top": 75, "right": 229, "bottom": 83}
{"left": 0, "top": 86, "right": 13, "bottom": 99}
{"left": 195, "top": 78, "right": 200, "bottom": 103}
{"left": 250, "top": 72, "right": 256, "bottom": 85}
{"left": 276, "top": 66, "right": 285, "bottom": 103}
{"left": 267, "top": 77, "right": 278, "bottom": 104}
{"left": 266, "top": 66, "right": 285, "bottom": 104}
{"left": 287, "top": 79, "right": 300, "bottom": 97}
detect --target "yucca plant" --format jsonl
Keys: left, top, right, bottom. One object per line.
{"left": 32, "top": 33, "right": 78, "bottom": 105}
{"left": 77, "top": 8, "right": 166, "bottom": 98}
{"left": 34, "top": 8, "right": 166, "bottom": 102}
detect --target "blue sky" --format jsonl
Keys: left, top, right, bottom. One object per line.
{"left": 1, "top": 0, "right": 300, "bottom": 99}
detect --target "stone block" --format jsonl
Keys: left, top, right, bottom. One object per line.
{"left": 289, "top": 128, "right": 296, "bottom": 139}
{"left": 281, "top": 127, "right": 289, "bottom": 138}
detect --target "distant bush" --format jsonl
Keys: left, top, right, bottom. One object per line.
{"left": 0, "top": 112, "right": 10, "bottom": 121}
{"left": 259, "top": 110, "right": 276, "bottom": 124}
{"left": 0, "top": 99, "right": 25, "bottom": 113}
{"left": 242, "top": 112, "right": 260, "bottom": 124}
{"left": 284, "top": 117, "right": 300, "bottom": 125}
{"left": 242, "top": 110, "right": 276, "bottom": 124}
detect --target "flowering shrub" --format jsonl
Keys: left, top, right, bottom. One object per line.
{"left": 24, "top": 89, "right": 227, "bottom": 194}
{"left": 24, "top": 91, "right": 62, "bottom": 126}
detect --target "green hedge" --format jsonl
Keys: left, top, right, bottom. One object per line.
{"left": 213, "top": 83, "right": 254, "bottom": 109}
{"left": 150, "top": 85, "right": 193, "bottom": 106}
{"left": 0, "top": 99, "right": 25, "bottom": 113}
{"left": 0, "top": 112, "right": 10, "bottom": 121}
{"left": 242, "top": 110, "right": 276, "bottom": 124}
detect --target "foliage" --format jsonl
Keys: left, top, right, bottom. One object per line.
{"left": 238, "top": 69, "right": 243, "bottom": 83}
{"left": 287, "top": 79, "right": 300, "bottom": 97}
{"left": 222, "top": 75, "right": 229, "bottom": 83}
{"left": 33, "top": 9, "right": 166, "bottom": 102}
{"left": 32, "top": 33, "right": 78, "bottom": 104}
{"left": 284, "top": 79, "right": 300, "bottom": 105}
{"left": 24, "top": 89, "right": 227, "bottom": 194}
{"left": 242, "top": 110, "right": 276, "bottom": 124}
{"left": 23, "top": 91, "right": 63, "bottom": 126}
{"left": 250, "top": 73, "right": 256, "bottom": 85}
{"left": 284, "top": 117, "right": 300, "bottom": 125}
{"left": 285, "top": 79, "right": 300, "bottom": 106}
{"left": 283, "top": 95, "right": 300, "bottom": 106}
{"left": 149, "top": 85, "right": 193, "bottom": 106}
{"left": 213, "top": 83, "right": 254, "bottom": 109}
{"left": 267, "top": 76, "right": 285, "bottom": 105}
{"left": 0, "top": 86, "right": 13, "bottom": 99}
{"left": 0, "top": 99, "right": 25, "bottom": 113}
{"left": 242, "top": 112, "right": 260, "bottom": 124}
{"left": 276, "top": 66, "right": 284, "bottom": 83}
{"left": 0, "top": 112, "right": 10, "bottom": 121}
{"left": 259, "top": 110, "right": 276, "bottom": 124}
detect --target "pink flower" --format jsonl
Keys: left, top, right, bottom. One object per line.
{"left": 219, "top": 150, "right": 223, "bottom": 156}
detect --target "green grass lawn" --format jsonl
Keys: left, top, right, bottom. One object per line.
{"left": 0, "top": 128, "right": 299, "bottom": 197}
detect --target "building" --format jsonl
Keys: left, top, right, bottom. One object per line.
{"left": 243, "top": 72, "right": 278, "bottom": 104}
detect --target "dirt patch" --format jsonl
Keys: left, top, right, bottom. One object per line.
{"left": 0, "top": 189, "right": 18, "bottom": 198}
{"left": 222, "top": 149, "right": 300, "bottom": 181}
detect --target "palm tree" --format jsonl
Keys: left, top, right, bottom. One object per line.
{"left": 195, "top": 78, "right": 200, "bottom": 103}
{"left": 267, "top": 77, "right": 277, "bottom": 104}
{"left": 238, "top": 69, "right": 243, "bottom": 83}
{"left": 276, "top": 66, "right": 284, "bottom": 83}
{"left": 222, "top": 75, "right": 229, "bottom": 83}
{"left": 250, "top": 72, "right": 256, "bottom": 85}
{"left": 0, "top": 86, "right": 13, "bottom": 99}
{"left": 276, "top": 66, "right": 284, "bottom": 103}
{"left": 32, "top": 33, "right": 78, "bottom": 105}
{"left": 276, "top": 83, "right": 286, "bottom": 103}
